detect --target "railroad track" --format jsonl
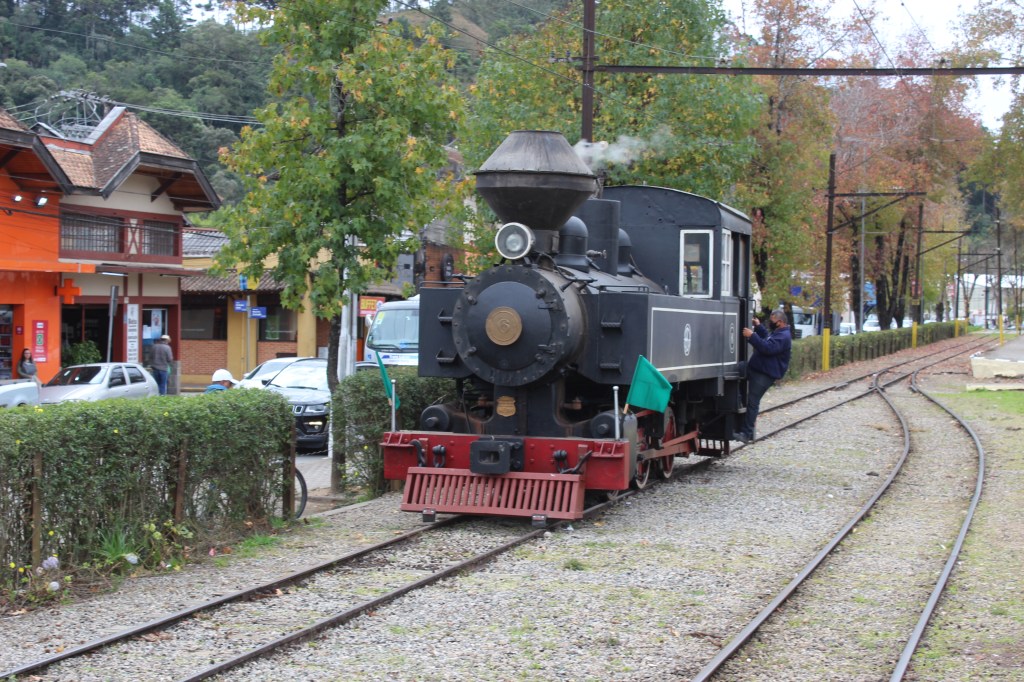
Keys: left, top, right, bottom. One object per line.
{"left": 1, "top": 497, "right": 613, "bottom": 681}
{"left": 743, "top": 334, "right": 995, "bottom": 440}
{"left": 689, "top": 352, "right": 986, "bottom": 680}
{"left": 0, "top": 335, "right": 994, "bottom": 680}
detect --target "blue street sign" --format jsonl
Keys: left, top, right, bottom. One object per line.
{"left": 239, "top": 274, "right": 248, "bottom": 290}
{"left": 249, "top": 306, "right": 267, "bottom": 319}
{"left": 233, "top": 300, "right": 248, "bottom": 312}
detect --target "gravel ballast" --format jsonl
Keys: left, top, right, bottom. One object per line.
{"left": 1, "top": 334, "right": 1020, "bottom": 681}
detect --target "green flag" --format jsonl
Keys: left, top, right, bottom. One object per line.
{"left": 375, "top": 353, "right": 400, "bottom": 409}
{"left": 625, "top": 355, "right": 671, "bottom": 412}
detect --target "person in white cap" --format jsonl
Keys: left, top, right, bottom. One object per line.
{"left": 205, "top": 369, "right": 238, "bottom": 393}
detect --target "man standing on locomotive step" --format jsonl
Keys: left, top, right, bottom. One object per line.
{"left": 734, "top": 310, "right": 792, "bottom": 444}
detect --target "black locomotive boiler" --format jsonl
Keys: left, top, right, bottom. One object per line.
{"left": 382, "top": 130, "right": 752, "bottom": 522}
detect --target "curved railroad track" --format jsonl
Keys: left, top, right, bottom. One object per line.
{"left": 689, "top": 352, "right": 986, "bottom": 680}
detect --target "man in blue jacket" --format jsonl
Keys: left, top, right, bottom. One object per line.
{"left": 734, "top": 310, "right": 792, "bottom": 443}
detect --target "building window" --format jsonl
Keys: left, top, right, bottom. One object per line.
{"left": 721, "top": 231, "right": 733, "bottom": 296}
{"left": 61, "top": 212, "right": 120, "bottom": 253}
{"left": 679, "top": 231, "right": 713, "bottom": 297}
{"left": 143, "top": 220, "right": 177, "bottom": 256}
{"left": 182, "top": 296, "right": 227, "bottom": 340}
{"left": 258, "top": 299, "right": 297, "bottom": 342}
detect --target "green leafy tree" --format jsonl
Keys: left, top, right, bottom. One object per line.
{"left": 214, "top": 0, "right": 466, "bottom": 488}
{"left": 461, "top": 0, "right": 758, "bottom": 200}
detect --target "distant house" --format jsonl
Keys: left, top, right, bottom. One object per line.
{"left": 0, "top": 105, "right": 218, "bottom": 387}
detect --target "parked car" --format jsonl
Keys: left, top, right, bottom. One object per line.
{"left": 838, "top": 322, "right": 857, "bottom": 336}
{"left": 264, "top": 358, "right": 331, "bottom": 453}
{"left": 238, "top": 356, "right": 306, "bottom": 389}
{"left": 39, "top": 363, "right": 159, "bottom": 404}
{"left": 863, "top": 316, "right": 881, "bottom": 332}
{"left": 0, "top": 379, "right": 39, "bottom": 407}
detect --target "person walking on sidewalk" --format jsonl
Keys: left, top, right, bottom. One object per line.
{"left": 734, "top": 310, "right": 792, "bottom": 443}
{"left": 150, "top": 334, "right": 174, "bottom": 395}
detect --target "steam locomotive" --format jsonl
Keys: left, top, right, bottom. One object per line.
{"left": 382, "top": 130, "right": 752, "bottom": 522}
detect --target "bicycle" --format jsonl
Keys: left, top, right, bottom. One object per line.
{"left": 275, "top": 457, "right": 308, "bottom": 519}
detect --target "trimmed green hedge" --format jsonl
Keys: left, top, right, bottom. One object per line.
{"left": 787, "top": 322, "right": 957, "bottom": 379}
{"left": 0, "top": 390, "right": 293, "bottom": 572}
{"left": 333, "top": 366, "right": 454, "bottom": 493}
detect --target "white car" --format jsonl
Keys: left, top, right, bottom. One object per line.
{"left": 238, "top": 356, "right": 309, "bottom": 389}
{"left": 838, "top": 322, "right": 857, "bottom": 336}
{"left": 40, "top": 363, "right": 159, "bottom": 404}
{"left": 863, "top": 316, "right": 881, "bottom": 332}
{"left": 0, "top": 379, "right": 39, "bottom": 407}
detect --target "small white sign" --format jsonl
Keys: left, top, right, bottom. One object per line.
{"left": 126, "top": 304, "right": 140, "bottom": 363}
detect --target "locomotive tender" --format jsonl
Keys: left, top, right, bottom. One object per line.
{"left": 382, "top": 130, "right": 752, "bottom": 522}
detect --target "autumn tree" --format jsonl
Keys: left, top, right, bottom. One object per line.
{"left": 828, "top": 12, "right": 985, "bottom": 328}
{"left": 213, "top": 0, "right": 466, "bottom": 488}
{"left": 460, "top": 0, "right": 759, "bottom": 200}
{"left": 733, "top": 0, "right": 837, "bottom": 316}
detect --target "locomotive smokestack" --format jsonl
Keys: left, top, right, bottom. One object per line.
{"left": 475, "top": 131, "right": 598, "bottom": 252}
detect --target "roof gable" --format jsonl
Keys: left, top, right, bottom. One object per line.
{"left": 38, "top": 106, "right": 218, "bottom": 210}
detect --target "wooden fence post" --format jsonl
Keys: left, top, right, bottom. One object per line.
{"left": 30, "top": 449, "right": 42, "bottom": 568}
{"left": 174, "top": 440, "right": 188, "bottom": 524}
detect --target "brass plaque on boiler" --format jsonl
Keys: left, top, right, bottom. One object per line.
{"left": 496, "top": 395, "right": 516, "bottom": 417}
{"left": 486, "top": 306, "right": 522, "bottom": 346}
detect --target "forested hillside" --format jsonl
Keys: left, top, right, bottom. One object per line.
{"left": 0, "top": 0, "right": 564, "bottom": 201}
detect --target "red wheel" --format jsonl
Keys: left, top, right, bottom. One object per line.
{"left": 658, "top": 410, "right": 677, "bottom": 480}
{"left": 633, "top": 457, "right": 652, "bottom": 489}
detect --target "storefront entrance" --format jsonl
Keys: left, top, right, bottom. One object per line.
{"left": 61, "top": 305, "right": 113, "bottom": 363}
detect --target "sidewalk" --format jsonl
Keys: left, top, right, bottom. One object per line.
{"left": 969, "top": 331, "right": 1024, "bottom": 384}
{"left": 297, "top": 454, "right": 334, "bottom": 491}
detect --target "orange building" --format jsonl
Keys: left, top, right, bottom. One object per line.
{"left": 0, "top": 105, "right": 218, "bottom": 385}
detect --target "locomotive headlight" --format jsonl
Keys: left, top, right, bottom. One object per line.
{"left": 495, "top": 222, "right": 534, "bottom": 260}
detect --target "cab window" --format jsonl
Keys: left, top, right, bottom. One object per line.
{"left": 679, "top": 231, "right": 713, "bottom": 297}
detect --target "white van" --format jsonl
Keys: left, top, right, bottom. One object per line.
{"left": 789, "top": 306, "right": 818, "bottom": 339}
{"left": 364, "top": 296, "right": 419, "bottom": 367}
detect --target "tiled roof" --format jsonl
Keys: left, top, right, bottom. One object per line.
{"left": 183, "top": 229, "right": 230, "bottom": 257}
{"left": 0, "top": 108, "right": 27, "bottom": 132}
{"left": 130, "top": 113, "right": 188, "bottom": 157}
{"left": 45, "top": 146, "right": 96, "bottom": 186}
{"left": 182, "top": 273, "right": 285, "bottom": 293}
{"left": 43, "top": 109, "right": 192, "bottom": 190}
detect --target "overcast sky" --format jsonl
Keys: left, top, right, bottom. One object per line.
{"left": 720, "top": 0, "right": 1012, "bottom": 131}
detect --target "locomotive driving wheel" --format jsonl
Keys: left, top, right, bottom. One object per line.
{"left": 658, "top": 410, "right": 678, "bottom": 480}
{"left": 633, "top": 457, "right": 651, "bottom": 490}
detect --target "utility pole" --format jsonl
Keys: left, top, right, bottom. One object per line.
{"left": 912, "top": 203, "right": 923, "bottom": 348}
{"left": 996, "top": 208, "right": 1004, "bottom": 343}
{"left": 822, "top": 153, "right": 836, "bottom": 371}
{"left": 954, "top": 237, "right": 962, "bottom": 336}
{"left": 1011, "top": 227, "right": 1019, "bottom": 333}
{"left": 581, "top": 0, "right": 595, "bottom": 142}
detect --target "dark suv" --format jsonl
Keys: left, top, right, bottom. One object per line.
{"left": 263, "top": 358, "right": 331, "bottom": 453}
